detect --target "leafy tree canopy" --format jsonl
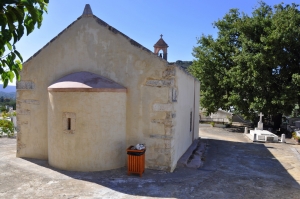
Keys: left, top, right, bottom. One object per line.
{"left": 189, "top": 1, "right": 300, "bottom": 120}
{"left": 0, "top": 0, "right": 48, "bottom": 88}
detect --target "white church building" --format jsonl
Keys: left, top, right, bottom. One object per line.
{"left": 16, "top": 4, "right": 199, "bottom": 172}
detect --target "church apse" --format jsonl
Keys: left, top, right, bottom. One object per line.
{"left": 47, "top": 71, "right": 127, "bottom": 171}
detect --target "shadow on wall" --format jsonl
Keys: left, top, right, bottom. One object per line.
{"left": 22, "top": 139, "right": 300, "bottom": 198}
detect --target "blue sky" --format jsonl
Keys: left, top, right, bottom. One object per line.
{"left": 4, "top": 0, "right": 298, "bottom": 85}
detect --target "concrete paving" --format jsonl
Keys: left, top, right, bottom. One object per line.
{"left": 1, "top": 125, "right": 300, "bottom": 198}
{"left": 177, "top": 138, "right": 205, "bottom": 169}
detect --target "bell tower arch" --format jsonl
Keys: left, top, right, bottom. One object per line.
{"left": 154, "top": 34, "right": 169, "bottom": 61}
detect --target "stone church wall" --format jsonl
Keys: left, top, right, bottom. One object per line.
{"left": 16, "top": 15, "right": 199, "bottom": 171}
{"left": 143, "top": 64, "right": 199, "bottom": 171}
{"left": 143, "top": 66, "right": 177, "bottom": 170}
{"left": 16, "top": 16, "right": 170, "bottom": 169}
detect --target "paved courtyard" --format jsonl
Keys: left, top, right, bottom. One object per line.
{"left": 1, "top": 125, "right": 300, "bottom": 198}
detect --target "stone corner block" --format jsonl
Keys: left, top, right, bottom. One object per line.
{"left": 163, "top": 68, "right": 176, "bottom": 77}
{"left": 153, "top": 103, "right": 173, "bottom": 112}
{"left": 145, "top": 79, "right": 173, "bottom": 87}
{"left": 17, "top": 109, "right": 30, "bottom": 115}
{"left": 16, "top": 81, "right": 35, "bottom": 90}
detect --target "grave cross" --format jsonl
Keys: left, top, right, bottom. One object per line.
{"left": 259, "top": 112, "right": 264, "bottom": 123}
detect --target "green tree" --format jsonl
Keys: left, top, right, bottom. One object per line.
{"left": 189, "top": 1, "right": 300, "bottom": 122}
{"left": 0, "top": 0, "right": 48, "bottom": 88}
{"left": 0, "top": 119, "right": 14, "bottom": 137}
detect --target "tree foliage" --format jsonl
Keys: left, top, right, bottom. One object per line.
{"left": 0, "top": 118, "right": 14, "bottom": 137}
{"left": 189, "top": 2, "right": 300, "bottom": 120}
{"left": 0, "top": 0, "right": 48, "bottom": 88}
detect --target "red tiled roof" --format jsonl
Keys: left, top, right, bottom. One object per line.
{"left": 154, "top": 38, "right": 168, "bottom": 48}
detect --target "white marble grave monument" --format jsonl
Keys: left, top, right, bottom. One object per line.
{"left": 257, "top": 112, "right": 264, "bottom": 130}
{"left": 247, "top": 112, "right": 279, "bottom": 142}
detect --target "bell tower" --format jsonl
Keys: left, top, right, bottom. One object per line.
{"left": 154, "top": 34, "right": 169, "bottom": 61}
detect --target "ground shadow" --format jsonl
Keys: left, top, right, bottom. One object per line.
{"left": 22, "top": 138, "right": 300, "bottom": 198}
{"left": 225, "top": 126, "right": 245, "bottom": 133}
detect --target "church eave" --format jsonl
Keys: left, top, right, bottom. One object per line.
{"left": 25, "top": 17, "right": 81, "bottom": 63}
{"left": 48, "top": 71, "right": 127, "bottom": 92}
{"left": 168, "top": 62, "right": 200, "bottom": 83}
{"left": 25, "top": 14, "right": 167, "bottom": 64}
{"left": 47, "top": 88, "right": 127, "bottom": 92}
{"left": 93, "top": 16, "right": 154, "bottom": 55}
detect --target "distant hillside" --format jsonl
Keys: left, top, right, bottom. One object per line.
{"left": 0, "top": 85, "right": 16, "bottom": 93}
{"left": 0, "top": 91, "right": 15, "bottom": 99}
{"left": 174, "top": 60, "right": 193, "bottom": 71}
{"left": 0, "top": 85, "right": 16, "bottom": 99}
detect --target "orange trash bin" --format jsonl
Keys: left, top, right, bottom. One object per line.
{"left": 127, "top": 146, "right": 146, "bottom": 177}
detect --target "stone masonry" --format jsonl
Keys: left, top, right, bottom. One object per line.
{"left": 145, "top": 66, "right": 177, "bottom": 170}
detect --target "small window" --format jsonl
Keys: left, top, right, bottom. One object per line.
{"left": 190, "top": 111, "right": 193, "bottom": 132}
{"left": 63, "top": 112, "right": 76, "bottom": 134}
{"left": 67, "top": 118, "right": 71, "bottom": 130}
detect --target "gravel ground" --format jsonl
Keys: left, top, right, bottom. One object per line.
{"left": 0, "top": 125, "right": 300, "bottom": 199}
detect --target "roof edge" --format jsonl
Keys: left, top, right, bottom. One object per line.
{"left": 24, "top": 14, "right": 170, "bottom": 65}
{"left": 24, "top": 16, "right": 83, "bottom": 63}
{"left": 48, "top": 88, "right": 127, "bottom": 92}
{"left": 168, "top": 62, "right": 200, "bottom": 83}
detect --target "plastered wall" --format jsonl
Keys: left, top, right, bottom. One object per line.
{"left": 16, "top": 15, "right": 199, "bottom": 171}
{"left": 172, "top": 67, "right": 200, "bottom": 171}
{"left": 48, "top": 91, "right": 126, "bottom": 171}
{"left": 17, "top": 16, "right": 170, "bottom": 169}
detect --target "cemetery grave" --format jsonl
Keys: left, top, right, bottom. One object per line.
{"left": 245, "top": 112, "right": 280, "bottom": 142}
